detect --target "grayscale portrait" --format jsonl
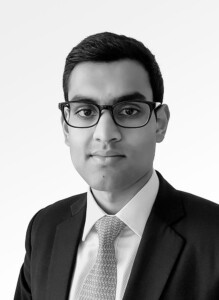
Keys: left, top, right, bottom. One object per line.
{"left": 13, "top": 31, "right": 219, "bottom": 300}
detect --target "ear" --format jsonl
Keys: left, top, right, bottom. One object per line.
{"left": 155, "top": 104, "right": 170, "bottom": 143}
{"left": 61, "top": 110, "right": 70, "bottom": 146}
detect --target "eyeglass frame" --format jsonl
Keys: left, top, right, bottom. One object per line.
{"left": 58, "top": 99, "right": 162, "bottom": 129}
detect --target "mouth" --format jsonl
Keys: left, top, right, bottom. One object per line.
{"left": 90, "top": 156, "right": 125, "bottom": 165}
{"left": 89, "top": 151, "right": 125, "bottom": 163}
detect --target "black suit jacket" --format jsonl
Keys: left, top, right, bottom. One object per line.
{"left": 14, "top": 172, "right": 219, "bottom": 299}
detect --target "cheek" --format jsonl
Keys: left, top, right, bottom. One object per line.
{"left": 128, "top": 127, "right": 156, "bottom": 165}
{"left": 67, "top": 129, "right": 91, "bottom": 166}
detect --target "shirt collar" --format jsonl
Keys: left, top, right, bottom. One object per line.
{"left": 82, "top": 170, "right": 159, "bottom": 241}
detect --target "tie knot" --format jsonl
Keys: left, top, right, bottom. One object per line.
{"left": 95, "top": 216, "right": 125, "bottom": 244}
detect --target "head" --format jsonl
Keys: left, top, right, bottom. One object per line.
{"left": 63, "top": 32, "right": 164, "bottom": 104}
{"left": 61, "top": 32, "right": 169, "bottom": 193}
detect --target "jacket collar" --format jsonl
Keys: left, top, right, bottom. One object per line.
{"left": 46, "top": 172, "right": 185, "bottom": 300}
{"left": 123, "top": 171, "right": 186, "bottom": 300}
{"left": 46, "top": 193, "right": 87, "bottom": 300}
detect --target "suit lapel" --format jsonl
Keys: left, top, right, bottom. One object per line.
{"left": 45, "top": 173, "right": 186, "bottom": 300}
{"left": 46, "top": 194, "right": 87, "bottom": 300}
{"left": 123, "top": 172, "right": 186, "bottom": 300}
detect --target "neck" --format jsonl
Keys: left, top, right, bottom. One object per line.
{"left": 91, "top": 169, "right": 153, "bottom": 214}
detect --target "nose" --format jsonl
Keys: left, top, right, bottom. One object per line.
{"left": 93, "top": 110, "right": 122, "bottom": 143}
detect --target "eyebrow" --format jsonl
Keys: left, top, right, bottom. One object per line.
{"left": 69, "top": 92, "right": 147, "bottom": 104}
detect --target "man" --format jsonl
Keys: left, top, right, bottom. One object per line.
{"left": 14, "top": 32, "right": 219, "bottom": 300}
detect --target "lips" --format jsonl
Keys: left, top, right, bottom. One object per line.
{"left": 90, "top": 150, "right": 125, "bottom": 158}
{"left": 89, "top": 150, "right": 125, "bottom": 164}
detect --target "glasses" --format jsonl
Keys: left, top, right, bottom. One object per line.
{"left": 58, "top": 100, "right": 162, "bottom": 128}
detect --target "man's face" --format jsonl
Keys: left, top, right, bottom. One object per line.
{"left": 63, "top": 59, "right": 167, "bottom": 192}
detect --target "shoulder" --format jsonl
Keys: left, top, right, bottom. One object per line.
{"left": 156, "top": 171, "right": 219, "bottom": 240}
{"left": 28, "top": 193, "right": 87, "bottom": 237}
{"left": 173, "top": 189, "right": 219, "bottom": 248}
{"left": 38, "top": 192, "right": 87, "bottom": 218}
{"left": 178, "top": 189, "right": 219, "bottom": 228}
{"left": 157, "top": 171, "right": 219, "bottom": 224}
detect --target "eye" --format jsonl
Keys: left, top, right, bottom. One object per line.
{"left": 74, "top": 105, "right": 98, "bottom": 118}
{"left": 119, "top": 107, "right": 139, "bottom": 116}
{"left": 77, "top": 109, "right": 96, "bottom": 117}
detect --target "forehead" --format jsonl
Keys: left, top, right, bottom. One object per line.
{"left": 68, "top": 59, "right": 153, "bottom": 103}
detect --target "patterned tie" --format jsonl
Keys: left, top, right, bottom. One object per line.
{"left": 79, "top": 216, "right": 125, "bottom": 300}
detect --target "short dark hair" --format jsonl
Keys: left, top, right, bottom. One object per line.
{"left": 63, "top": 32, "right": 164, "bottom": 103}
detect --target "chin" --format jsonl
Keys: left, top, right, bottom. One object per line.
{"left": 87, "top": 176, "right": 121, "bottom": 192}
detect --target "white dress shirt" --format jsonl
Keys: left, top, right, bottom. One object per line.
{"left": 68, "top": 170, "right": 159, "bottom": 300}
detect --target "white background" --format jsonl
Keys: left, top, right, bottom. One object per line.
{"left": 1, "top": 0, "right": 219, "bottom": 298}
